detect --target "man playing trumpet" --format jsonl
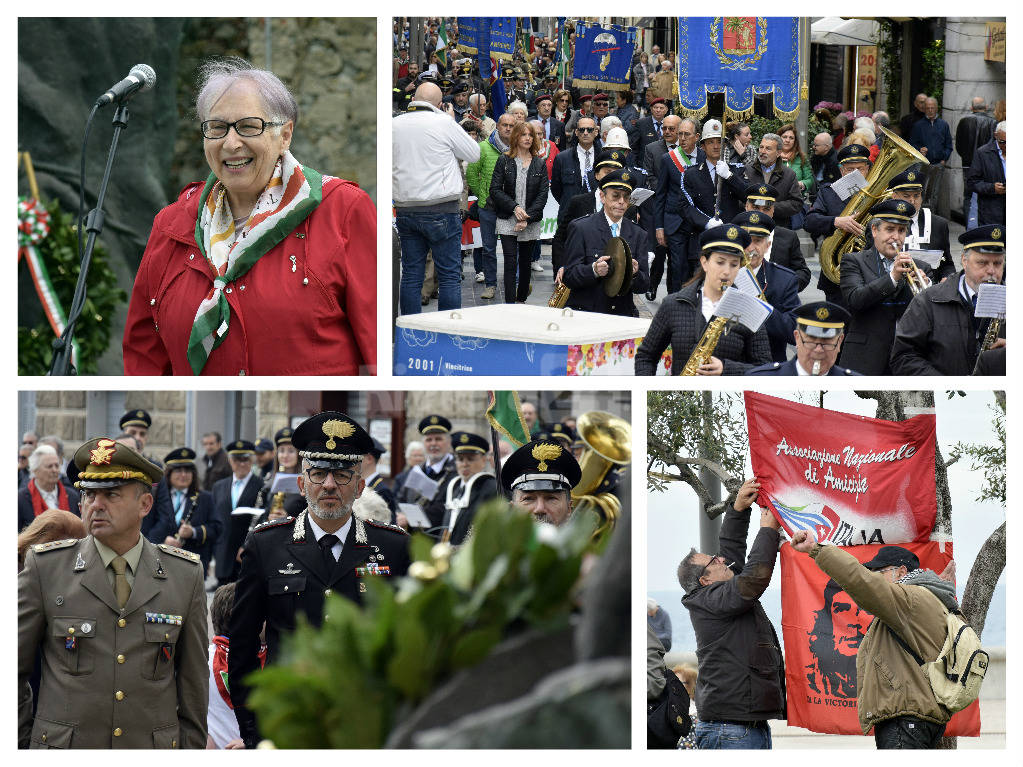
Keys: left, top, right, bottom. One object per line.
{"left": 839, "top": 199, "right": 933, "bottom": 375}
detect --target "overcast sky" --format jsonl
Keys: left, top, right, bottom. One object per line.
{"left": 647, "top": 391, "right": 1006, "bottom": 635}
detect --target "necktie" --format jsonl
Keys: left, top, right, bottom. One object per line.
{"left": 655, "top": 122, "right": 661, "bottom": 137}
{"left": 611, "top": 222, "right": 620, "bottom": 237}
{"left": 542, "top": 118, "right": 548, "bottom": 139}
{"left": 971, "top": 294, "right": 978, "bottom": 311}
{"left": 583, "top": 150, "right": 592, "bottom": 191}
{"left": 319, "top": 533, "right": 340, "bottom": 572}
{"left": 111, "top": 556, "right": 131, "bottom": 608}
{"left": 173, "top": 490, "right": 185, "bottom": 523}
{"left": 232, "top": 478, "right": 243, "bottom": 507}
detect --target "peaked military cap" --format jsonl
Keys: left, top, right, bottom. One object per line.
{"left": 795, "top": 301, "right": 851, "bottom": 339}
{"left": 274, "top": 427, "right": 294, "bottom": 446}
{"left": 594, "top": 147, "right": 626, "bottom": 172}
{"left": 227, "top": 439, "right": 255, "bottom": 456}
{"left": 869, "top": 199, "right": 914, "bottom": 224}
{"left": 369, "top": 437, "right": 387, "bottom": 460}
{"left": 888, "top": 168, "right": 924, "bottom": 191}
{"left": 959, "top": 224, "right": 1005, "bottom": 254}
{"left": 699, "top": 224, "right": 751, "bottom": 256}
{"left": 292, "top": 411, "right": 374, "bottom": 469}
{"left": 733, "top": 210, "right": 775, "bottom": 237}
{"left": 501, "top": 439, "right": 582, "bottom": 494}
{"left": 255, "top": 438, "right": 274, "bottom": 453}
{"left": 548, "top": 423, "right": 576, "bottom": 448}
{"left": 119, "top": 409, "right": 152, "bottom": 429}
{"left": 72, "top": 437, "right": 163, "bottom": 489}
{"left": 452, "top": 431, "right": 488, "bottom": 454}
{"left": 837, "top": 143, "right": 871, "bottom": 164}
{"left": 452, "top": 80, "right": 469, "bottom": 94}
{"left": 744, "top": 182, "right": 778, "bottom": 205}
{"left": 418, "top": 414, "right": 452, "bottom": 434}
{"left": 164, "top": 447, "right": 197, "bottom": 467}
{"left": 598, "top": 167, "right": 636, "bottom": 193}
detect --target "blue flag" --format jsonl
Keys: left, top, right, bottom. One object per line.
{"left": 457, "top": 17, "right": 480, "bottom": 55}
{"left": 477, "top": 20, "right": 506, "bottom": 120}
{"left": 572, "top": 22, "right": 637, "bottom": 91}
{"left": 677, "top": 17, "right": 801, "bottom": 119}
{"left": 488, "top": 17, "right": 516, "bottom": 61}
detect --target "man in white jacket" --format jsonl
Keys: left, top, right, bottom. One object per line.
{"left": 393, "top": 82, "right": 481, "bottom": 315}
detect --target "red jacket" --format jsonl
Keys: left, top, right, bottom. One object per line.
{"left": 123, "top": 177, "right": 376, "bottom": 375}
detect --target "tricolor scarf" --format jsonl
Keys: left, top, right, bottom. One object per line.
{"left": 188, "top": 150, "right": 322, "bottom": 375}
{"left": 28, "top": 477, "right": 69, "bottom": 517}
{"left": 211, "top": 634, "right": 267, "bottom": 708}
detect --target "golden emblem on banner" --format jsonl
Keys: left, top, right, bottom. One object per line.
{"left": 709, "top": 17, "right": 769, "bottom": 71}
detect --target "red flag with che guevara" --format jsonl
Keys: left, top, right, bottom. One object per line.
{"left": 780, "top": 541, "right": 981, "bottom": 736}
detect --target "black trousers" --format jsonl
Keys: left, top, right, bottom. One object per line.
{"left": 501, "top": 235, "right": 534, "bottom": 302}
{"left": 873, "top": 715, "right": 944, "bottom": 749}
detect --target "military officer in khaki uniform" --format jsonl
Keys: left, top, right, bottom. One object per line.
{"left": 230, "top": 411, "right": 411, "bottom": 748}
{"left": 18, "top": 438, "right": 209, "bottom": 749}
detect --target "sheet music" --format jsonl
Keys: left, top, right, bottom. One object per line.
{"left": 630, "top": 187, "right": 655, "bottom": 205}
{"left": 830, "top": 169, "right": 867, "bottom": 201}
{"left": 975, "top": 283, "right": 1006, "bottom": 319}
{"left": 733, "top": 267, "right": 764, "bottom": 298}
{"left": 403, "top": 464, "right": 440, "bottom": 501}
{"left": 907, "top": 248, "right": 943, "bottom": 269}
{"left": 231, "top": 506, "right": 263, "bottom": 517}
{"left": 269, "top": 473, "right": 301, "bottom": 494}
{"left": 398, "top": 502, "right": 432, "bottom": 528}
{"left": 714, "top": 287, "right": 772, "bottom": 332}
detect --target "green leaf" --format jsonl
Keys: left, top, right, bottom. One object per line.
{"left": 450, "top": 626, "right": 502, "bottom": 668}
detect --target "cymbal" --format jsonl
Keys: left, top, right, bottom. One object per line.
{"left": 603, "top": 236, "right": 633, "bottom": 297}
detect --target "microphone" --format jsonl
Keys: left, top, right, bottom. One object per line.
{"left": 95, "top": 64, "right": 156, "bottom": 107}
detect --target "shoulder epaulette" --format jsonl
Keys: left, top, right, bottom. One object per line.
{"left": 157, "top": 543, "right": 201, "bottom": 563}
{"left": 253, "top": 515, "right": 295, "bottom": 533}
{"left": 364, "top": 518, "right": 410, "bottom": 536}
{"left": 31, "top": 538, "right": 78, "bottom": 554}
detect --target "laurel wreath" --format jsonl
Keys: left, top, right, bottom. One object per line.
{"left": 709, "top": 17, "right": 769, "bottom": 71}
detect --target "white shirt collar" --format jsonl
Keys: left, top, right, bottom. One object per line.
{"left": 428, "top": 454, "right": 451, "bottom": 473}
{"left": 233, "top": 470, "right": 253, "bottom": 485}
{"left": 604, "top": 211, "right": 623, "bottom": 230}
{"left": 306, "top": 513, "right": 352, "bottom": 554}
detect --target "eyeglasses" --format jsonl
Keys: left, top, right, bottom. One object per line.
{"left": 576, "top": 127, "right": 596, "bottom": 133}
{"left": 201, "top": 117, "right": 285, "bottom": 139}
{"left": 306, "top": 468, "right": 357, "bottom": 485}
{"left": 798, "top": 334, "right": 840, "bottom": 350}
{"left": 699, "top": 554, "right": 724, "bottom": 580}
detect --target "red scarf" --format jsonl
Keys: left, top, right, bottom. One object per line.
{"left": 28, "top": 477, "right": 69, "bottom": 517}
{"left": 212, "top": 635, "right": 267, "bottom": 709}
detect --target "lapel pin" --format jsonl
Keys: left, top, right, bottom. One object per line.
{"left": 74, "top": 553, "right": 86, "bottom": 571}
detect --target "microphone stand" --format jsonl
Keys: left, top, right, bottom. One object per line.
{"left": 48, "top": 103, "right": 130, "bottom": 375}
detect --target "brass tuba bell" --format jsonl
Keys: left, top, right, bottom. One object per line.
{"left": 572, "top": 411, "right": 631, "bottom": 535}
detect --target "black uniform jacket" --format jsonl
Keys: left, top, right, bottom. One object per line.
{"left": 563, "top": 211, "right": 650, "bottom": 317}
{"left": 229, "top": 511, "right": 410, "bottom": 747}
{"left": 488, "top": 154, "right": 550, "bottom": 224}
{"left": 890, "top": 273, "right": 1005, "bottom": 376}
{"left": 839, "top": 246, "right": 933, "bottom": 375}
{"left": 863, "top": 208, "right": 955, "bottom": 282}
{"left": 147, "top": 482, "right": 219, "bottom": 569}
{"left": 746, "top": 358, "right": 861, "bottom": 375}
{"left": 680, "top": 507, "right": 786, "bottom": 723}
{"left": 966, "top": 139, "right": 1006, "bottom": 226}
{"left": 429, "top": 472, "right": 499, "bottom": 545}
{"left": 634, "top": 280, "right": 772, "bottom": 375}
{"left": 755, "top": 260, "right": 801, "bottom": 362}
{"left": 212, "top": 473, "right": 262, "bottom": 582}
{"left": 769, "top": 226, "right": 811, "bottom": 291}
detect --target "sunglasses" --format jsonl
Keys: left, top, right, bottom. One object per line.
{"left": 576, "top": 127, "right": 596, "bottom": 133}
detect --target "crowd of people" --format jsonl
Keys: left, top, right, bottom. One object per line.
{"left": 648, "top": 478, "right": 965, "bottom": 750}
{"left": 18, "top": 399, "right": 625, "bottom": 748}
{"left": 392, "top": 18, "right": 1005, "bottom": 376}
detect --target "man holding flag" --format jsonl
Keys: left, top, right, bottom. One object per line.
{"left": 676, "top": 477, "right": 786, "bottom": 749}
{"left": 789, "top": 534, "right": 961, "bottom": 749}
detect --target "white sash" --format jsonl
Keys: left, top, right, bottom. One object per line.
{"left": 444, "top": 470, "right": 494, "bottom": 532}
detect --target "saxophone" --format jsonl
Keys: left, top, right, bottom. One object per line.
{"left": 680, "top": 316, "right": 730, "bottom": 375}
{"left": 972, "top": 317, "right": 1002, "bottom": 374}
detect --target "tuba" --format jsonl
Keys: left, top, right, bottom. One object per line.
{"left": 818, "top": 125, "right": 928, "bottom": 285}
{"left": 572, "top": 411, "right": 631, "bottom": 536}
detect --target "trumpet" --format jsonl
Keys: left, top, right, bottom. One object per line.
{"left": 897, "top": 248, "right": 929, "bottom": 295}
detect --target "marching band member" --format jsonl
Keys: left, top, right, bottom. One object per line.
{"left": 890, "top": 225, "right": 1006, "bottom": 375}
{"left": 435, "top": 432, "right": 498, "bottom": 545}
{"left": 635, "top": 224, "right": 770, "bottom": 375}
{"left": 743, "top": 183, "right": 811, "bottom": 290}
{"left": 747, "top": 301, "right": 860, "bottom": 376}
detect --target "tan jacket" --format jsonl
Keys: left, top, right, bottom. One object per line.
{"left": 648, "top": 70, "right": 675, "bottom": 101}
{"left": 19, "top": 536, "right": 209, "bottom": 748}
{"left": 812, "top": 545, "right": 951, "bottom": 733}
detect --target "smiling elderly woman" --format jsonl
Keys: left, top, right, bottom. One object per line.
{"left": 122, "top": 58, "right": 376, "bottom": 375}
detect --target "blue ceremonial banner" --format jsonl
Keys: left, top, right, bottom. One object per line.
{"left": 488, "top": 17, "right": 517, "bottom": 61}
{"left": 456, "top": 18, "right": 480, "bottom": 55}
{"left": 677, "top": 17, "right": 801, "bottom": 119}
{"left": 572, "top": 23, "right": 637, "bottom": 91}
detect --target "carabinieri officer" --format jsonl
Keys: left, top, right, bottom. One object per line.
{"left": 229, "top": 411, "right": 411, "bottom": 748}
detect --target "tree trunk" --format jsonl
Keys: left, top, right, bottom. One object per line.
{"left": 961, "top": 521, "right": 1006, "bottom": 638}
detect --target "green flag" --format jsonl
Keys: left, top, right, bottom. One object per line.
{"left": 437, "top": 25, "right": 448, "bottom": 69}
{"left": 486, "top": 391, "right": 531, "bottom": 447}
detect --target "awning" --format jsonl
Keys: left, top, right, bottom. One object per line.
{"left": 811, "top": 17, "right": 879, "bottom": 46}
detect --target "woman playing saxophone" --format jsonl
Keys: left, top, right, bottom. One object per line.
{"left": 635, "top": 224, "right": 771, "bottom": 375}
